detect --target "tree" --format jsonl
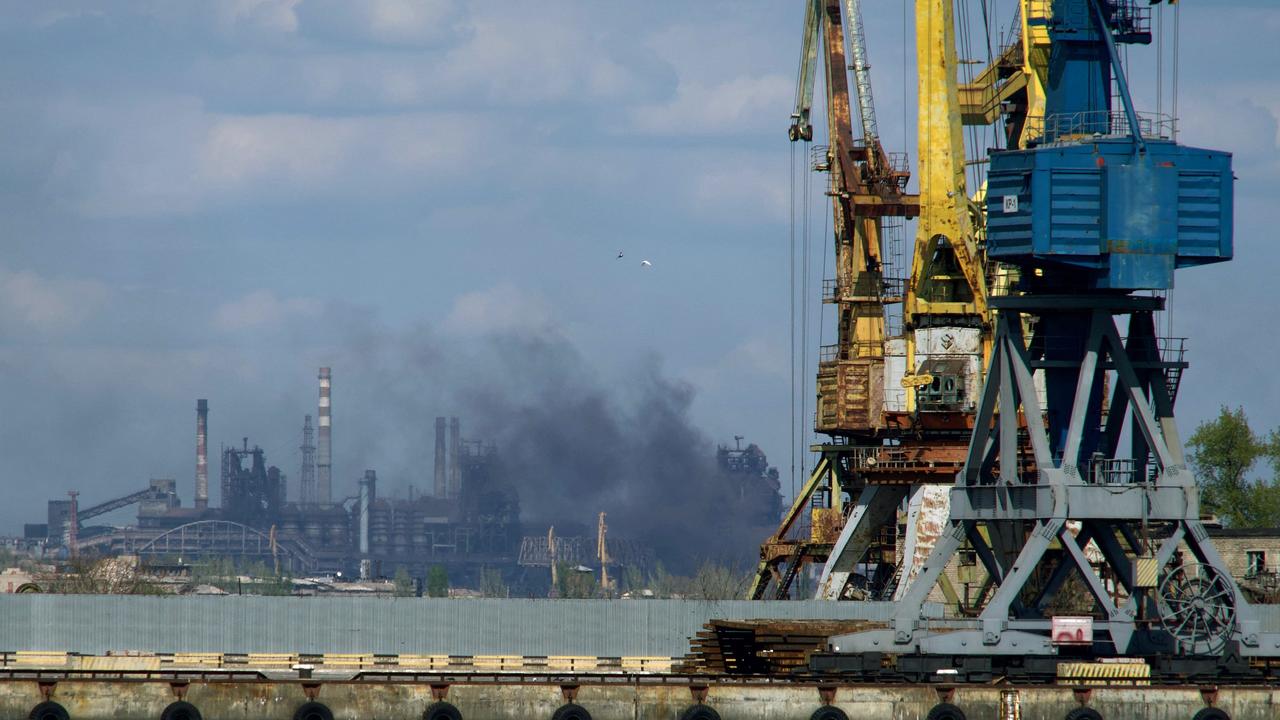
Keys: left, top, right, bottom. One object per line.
{"left": 555, "top": 563, "right": 597, "bottom": 598}
{"left": 1188, "top": 406, "right": 1280, "bottom": 527}
{"left": 426, "top": 565, "right": 449, "bottom": 598}
{"left": 688, "top": 561, "right": 751, "bottom": 600}
{"left": 479, "top": 567, "right": 508, "bottom": 598}
{"left": 392, "top": 567, "right": 414, "bottom": 597}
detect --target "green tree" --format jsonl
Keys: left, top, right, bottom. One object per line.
{"left": 479, "top": 567, "right": 508, "bottom": 598}
{"left": 1188, "top": 406, "right": 1280, "bottom": 527}
{"left": 392, "top": 567, "right": 415, "bottom": 597}
{"left": 426, "top": 565, "right": 449, "bottom": 598}
{"left": 688, "top": 561, "right": 751, "bottom": 600}
{"left": 555, "top": 563, "right": 597, "bottom": 598}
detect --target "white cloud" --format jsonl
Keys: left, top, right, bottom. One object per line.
{"left": 631, "top": 74, "right": 792, "bottom": 136}
{"left": 443, "top": 284, "right": 557, "bottom": 338}
{"left": 213, "top": 289, "right": 321, "bottom": 332}
{"left": 297, "top": 0, "right": 464, "bottom": 46}
{"left": 0, "top": 267, "right": 109, "bottom": 334}
{"left": 688, "top": 157, "right": 789, "bottom": 224}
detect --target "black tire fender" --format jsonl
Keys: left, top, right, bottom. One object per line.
{"left": 680, "top": 704, "right": 721, "bottom": 720}
{"left": 550, "top": 703, "right": 592, "bottom": 720}
{"left": 1065, "top": 708, "right": 1103, "bottom": 720}
{"left": 925, "top": 702, "right": 967, "bottom": 720}
{"left": 161, "top": 701, "right": 203, "bottom": 720}
{"left": 28, "top": 702, "right": 68, "bottom": 720}
{"left": 423, "top": 701, "right": 463, "bottom": 720}
{"left": 1192, "top": 709, "right": 1230, "bottom": 720}
{"left": 293, "top": 701, "right": 334, "bottom": 720}
{"left": 810, "top": 706, "right": 849, "bottom": 720}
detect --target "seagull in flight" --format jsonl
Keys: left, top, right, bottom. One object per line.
{"left": 640, "top": 260, "right": 652, "bottom": 268}
{"left": 617, "top": 250, "right": 624, "bottom": 259}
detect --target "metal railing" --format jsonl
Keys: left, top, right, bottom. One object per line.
{"left": 1035, "top": 110, "right": 1175, "bottom": 144}
{"left": 822, "top": 277, "right": 906, "bottom": 302}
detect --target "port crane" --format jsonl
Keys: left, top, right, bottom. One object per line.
{"left": 791, "top": 0, "right": 1280, "bottom": 681}
{"left": 751, "top": 0, "right": 995, "bottom": 602}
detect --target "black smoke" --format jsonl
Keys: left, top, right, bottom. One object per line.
{"left": 341, "top": 320, "right": 781, "bottom": 575}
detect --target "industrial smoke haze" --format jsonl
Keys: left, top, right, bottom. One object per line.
{"left": 337, "top": 312, "right": 779, "bottom": 574}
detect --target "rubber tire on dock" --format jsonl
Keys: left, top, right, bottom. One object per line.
{"left": 160, "top": 701, "right": 203, "bottom": 720}
{"left": 1065, "top": 709, "right": 1103, "bottom": 720}
{"left": 925, "top": 703, "right": 966, "bottom": 720}
{"left": 423, "top": 701, "right": 463, "bottom": 720}
{"left": 810, "top": 706, "right": 849, "bottom": 720}
{"left": 293, "top": 701, "right": 334, "bottom": 720}
{"left": 1192, "top": 709, "right": 1230, "bottom": 720}
{"left": 551, "top": 703, "right": 592, "bottom": 720}
{"left": 680, "top": 704, "right": 721, "bottom": 720}
{"left": 28, "top": 702, "right": 69, "bottom": 720}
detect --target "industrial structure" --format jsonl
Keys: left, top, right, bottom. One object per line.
{"left": 24, "top": 372, "right": 522, "bottom": 585}
{"left": 739, "top": 0, "right": 1280, "bottom": 687}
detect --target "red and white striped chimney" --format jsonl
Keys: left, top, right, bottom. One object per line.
{"left": 317, "top": 367, "right": 332, "bottom": 505}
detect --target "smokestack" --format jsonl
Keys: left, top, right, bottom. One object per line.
{"left": 317, "top": 367, "right": 332, "bottom": 505}
{"left": 300, "top": 415, "right": 316, "bottom": 505}
{"left": 434, "top": 417, "right": 447, "bottom": 498}
{"left": 448, "top": 417, "right": 461, "bottom": 499}
{"left": 358, "top": 469, "right": 376, "bottom": 580}
{"left": 195, "top": 399, "right": 209, "bottom": 511}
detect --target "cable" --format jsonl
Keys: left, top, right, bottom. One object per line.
{"left": 789, "top": 141, "right": 798, "bottom": 503}
{"left": 1172, "top": 0, "right": 1180, "bottom": 141}
{"left": 800, "top": 139, "right": 813, "bottom": 483}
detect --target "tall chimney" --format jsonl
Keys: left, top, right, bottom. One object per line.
{"left": 434, "top": 417, "right": 447, "bottom": 498}
{"left": 300, "top": 415, "right": 316, "bottom": 505}
{"left": 317, "top": 367, "right": 332, "bottom": 505}
{"left": 448, "top": 416, "right": 461, "bottom": 499}
{"left": 358, "top": 469, "right": 376, "bottom": 580}
{"left": 195, "top": 399, "right": 209, "bottom": 510}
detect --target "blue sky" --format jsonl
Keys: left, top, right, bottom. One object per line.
{"left": 0, "top": 1, "right": 1275, "bottom": 535}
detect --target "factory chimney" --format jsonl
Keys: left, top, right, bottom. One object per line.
{"left": 317, "top": 367, "right": 332, "bottom": 505}
{"left": 448, "top": 417, "right": 461, "bottom": 499}
{"left": 358, "top": 470, "right": 376, "bottom": 580}
{"left": 300, "top": 415, "right": 316, "bottom": 505}
{"left": 434, "top": 417, "right": 447, "bottom": 498}
{"left": 195, "top": 399, "right": 209, "bottom": 511}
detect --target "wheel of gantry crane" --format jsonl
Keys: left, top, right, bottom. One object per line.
{"left": 679, "top": 704, "right": 721, "bottom": 720}
{"left": 1191, "top": 709, "right": 1230, "bottom": 720}
{"left": 550, "top": 703, "right": 592, "bottom": 720}
{"left": 1158, "top": 561, "right": 1238, "bottom": 657}
{"left": 159, "top": 700, "right": 202, "bottom": 720}
{"left": 924, "top": 703, "right": 966, "bottom": 720}
{"left": 810, "top": 705, "right": 849, "bottom": 720}
{"left": 292, "top": 701, "right": 334, "bottom": 720}
{"left": 1064, "top": 708, "right": 1103, "bottom": 720}
{"left": 27, "top": 702, "right": 69, "bottom": 720}
{"left": 423, "top": 701, "right": 463, "bottom": 720}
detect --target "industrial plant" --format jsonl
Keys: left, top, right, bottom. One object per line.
{"left": 16, "top": 366, "right": 781, "bottom": 592}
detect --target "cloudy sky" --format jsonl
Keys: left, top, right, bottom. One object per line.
{"left": 0, "top": 1, "right": 1276, "bottom": 535}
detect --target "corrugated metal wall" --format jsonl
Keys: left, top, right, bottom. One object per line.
{"left": 0, "top": 597, "right": 920, "bottom": 656}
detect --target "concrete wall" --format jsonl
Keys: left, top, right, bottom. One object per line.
{"left": 0, "top": 679, "right": 1275, "bottom": 720}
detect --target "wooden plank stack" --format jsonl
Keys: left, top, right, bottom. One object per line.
{"left": 678, "top": 619, "right": 880, "bottom": 675}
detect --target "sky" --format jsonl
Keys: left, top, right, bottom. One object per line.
{"left": 0, "top": 0, "right": 1276, "bottom": 537}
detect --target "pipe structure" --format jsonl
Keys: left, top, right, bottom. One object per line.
{"left": 434, "top": 417, "right": 447, "bottom": 498}
{"left": 195, "top": 399, "right": 209, "bottom": 511}
{"left": 448, "top": 417, "right": 461, "bottom": 499}
{"left": 358, "top": 470, "right": 376, "bottom": 580}
{"left": 317, "top": 368, "right": 332, "bottom": 505}
{"left": 300, "top": 415, "right": 316, "bottom": 505}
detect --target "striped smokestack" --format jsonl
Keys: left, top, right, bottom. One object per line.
{"left": 448, "top": 416, "right": 461, "bottom": 499}
{"left": 434, "top": 417, "right": 447, "bottom": 498}
{"left": 317, "top": 367, "right": 332, "bottom": 505}
{"left": 195, "top": 399, "right": 209, "bottom": 510}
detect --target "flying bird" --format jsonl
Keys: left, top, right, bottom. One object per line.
{"left": 617, "top": 250, "right": 624, "bottom": 259}
{"left": 640, "top": 260, "right": 652, "bottom": 268}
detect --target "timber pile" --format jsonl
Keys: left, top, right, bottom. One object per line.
{"left": 677, "top": 619, "right": 879, "bottom": 675}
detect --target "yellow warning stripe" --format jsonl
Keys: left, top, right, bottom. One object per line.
{"left": 1, "top": 652, "right": 683, "bottom": 673}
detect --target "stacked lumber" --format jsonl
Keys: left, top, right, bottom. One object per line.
{"left": 678, "top": 619, "right": 880, "bottom": 675}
